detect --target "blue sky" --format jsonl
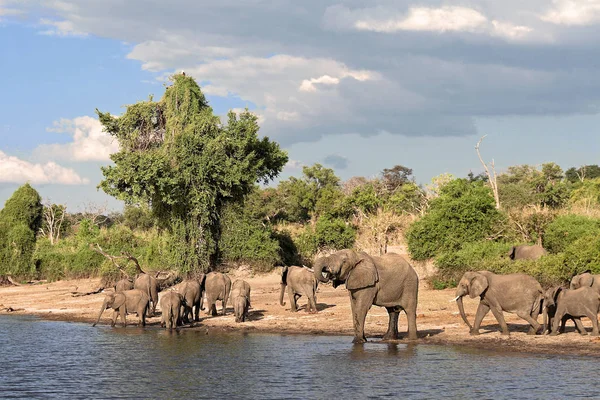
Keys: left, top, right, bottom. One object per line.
{"left": 1, "top": 1, "right": 600, "bottom": 211}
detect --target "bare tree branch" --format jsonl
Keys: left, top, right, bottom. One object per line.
{"left": 475, "top": 135, "right": 501, "bottom": 210}
{"left": 121, "top": 252, "right": 146, "bottom": 275}
{"left": 90, "top": 244, "right": 131, "bottom": 279}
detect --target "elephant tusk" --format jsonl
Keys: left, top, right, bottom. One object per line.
{"left": 449, "top": 296, "right": 460, "bottom": 303}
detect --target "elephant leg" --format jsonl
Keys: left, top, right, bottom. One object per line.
{"left": 490, "top": 307, "right": 510, "bottom": 335}
{"left": 111, "top": 310, "right": 118, "bottom": 327}
{"left": 288, "top": 288, "right": 297, "bottom": 312}
{"left": 471, "top": 303, "right": 491, "bottom": 335}
{"left": 382, "top": 307, "right": 399, "bottom": 341}
{"left": 590, "top": 315, "right": 600, "bottom": 336}
{"left": 221, "top": 298, "right": 227, "bottom": 316}
{"left": 120, "top": 308, "right": 127, "bottom": 327}
{"left": 349, "top": 290, "right": 375, "bottom": 344}
{"left": 307, "top": 289, "right": 318, "bottom": 313}
{"left": 517, "top": 312, "right": 541, "bottom": 335}
{"left": 194, "top": 302, "right": 200, "bottom": 322}
{"left": 140, "top": 307, "right": 146, "bottom": 327}
{"left": 559, "top": 316, "right": 569, "bottom": 333}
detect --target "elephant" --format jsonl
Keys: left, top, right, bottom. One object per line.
{"left": 114, "top": 278, "right": 133, "bottom": 293}
{"left": 570, "top": 271, "right": 600, "bottom": 294}
{"left": 134, "top": 273, "right": 159, "bottom": 316}
{"left": 159, "top": 290, "right": 185, "bottom": 330}
{"left": 204, "top": 272, "right": 231, "bottom": 316}
{"left": 176, "top": 277, "right": 204, "bottom": 323}
{"left": 92, "top": 289, "right": 149, "bottom": 327}
{"left": 454, "top": 271, "right": 543, "bottom": 335}
{"left": 314, "top": 250, "right": 419, "bottom": 343}
{"left": 548, "top": 286, "right": 600, "bottom": 336}
{"left": 507, "top": 244, "right": 548, "bottom": 261}
{"left": 543, "top": 286, "right": 588, "bottom": 335}
{"left": 231, "top": 279, "right": 251, "bottom": 323}
{"left": 279, "top": 265, "right": 318, "bottom": 313}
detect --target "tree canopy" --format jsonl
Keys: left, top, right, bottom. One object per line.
{"left": 98, "top": 74, "right": 288, "bottom": 274}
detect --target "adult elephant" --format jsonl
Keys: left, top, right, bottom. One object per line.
{"left": 177, "top": 277, "right": 204, "bottom": 323}
{"left": 92, "top": 289, "right": 149, "bottom": 327}
{"left": 507, "top": 245, "right": 548, "bottom": 261}
{"left": 204, "top": 272, "right": 231, "bottom": 316}
{"left": 279, "top": 266, "right": 318, "bottom": 313}
{"left": 134, "top": 273, "right": 159, "bottom": 316}
{"left": 159, "top": 290, "right": 185, "bottom": 330}
{"left": 454, "top": 271, "right": 543, "bottom": 335}
{"left": 314, "top": 250, "right": 418, "bottom": 343}
{"left": 570, "top": 271, "right": 600, "bottom": 294}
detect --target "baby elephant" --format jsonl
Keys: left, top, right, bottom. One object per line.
{"left": 542, "top": 286, "right": 581, "bottom": 335}
{"left": 160, "top": 290, "right": 185, "bottom": 330}
{"left": 92, "top": 289, "right": 149, "bottom": 327}
{"left": 231, "top": 280, "right": 251, "bottom": 323}
{"left": 547, "top": 286, "right": 600, "bottom": 336}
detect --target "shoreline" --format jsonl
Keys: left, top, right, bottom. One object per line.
{"left": 2, "top": 272, "right": 600, "bottom": 358}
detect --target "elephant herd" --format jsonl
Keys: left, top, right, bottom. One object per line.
{"left": 92, "top": 245, "right": 600, "bottom": 343}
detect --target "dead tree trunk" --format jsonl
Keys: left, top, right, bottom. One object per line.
{"left": 475, "top": 135, "right": 501, "bottom": 210}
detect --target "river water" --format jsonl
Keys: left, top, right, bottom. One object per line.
{"left": 0, "top": 315, "right": 595, "bottom": 399}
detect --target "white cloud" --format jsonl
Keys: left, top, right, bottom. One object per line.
{"left": 299, "top": 75, "right": 340, "bottom": 92}
{"left": 35, "top": 116, "right": 119, "bottom": 162}
{"left": 354, "top": 6, "right": 488, "bottom": 33}
{"left": 541, "top": 0, "right": 600, "bottom": 25}
{"left": 39, "top": 18, "right": 88, "bottom": 37}
{"left": 276, "top": 111, "right": 300, "bottom": 121}
{"left": 0, "top": 151, "right": 89, "bottom": 185}
{"left": 324, "top": 5, "right": 534, "bottom": 41}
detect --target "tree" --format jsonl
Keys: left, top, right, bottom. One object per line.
{"left": 0, "top": 184, "right": 43, "bottom": 278}
{"left": 475, "top": 135, "right": 500, "bottom": 209}
{"left": 98, "top": 74, "right": 287, "bottom": 274}
{"left": 406, "top": 179, "right": 503, "bottom": 260}
{"left": 565, "top": 165, "right": 600, "bottom": 183}
{"left": 40, "top": 202, "right": 68, "bottom": 245}
{"left": 382, "top": 165, "right": 413, "bottom": 192}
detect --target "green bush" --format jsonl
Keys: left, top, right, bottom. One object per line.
{"left": 563, "top": 235, "right": 600, "bottom": 275}
{"left": 434, "top": 241, "right": 511, "bottom": 282}
{"left": 407, "top": 179, "right": 504, "bottom": 260}
{"left": 543, "top": 214, "right": 600, "bottom": 253}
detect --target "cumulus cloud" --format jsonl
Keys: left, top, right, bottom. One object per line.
{"left": 541, "top": 0, "right": 600, "bottom": 25}
{"left": 23, "top": 1, "right": 600, "bottom": 146}
{"left": 39, "top": 18, "right": 88, "bottom": 37}
{"left": 0, "top": 151, "right": 89, "bottom": 185}
{"left": 324, "top": 5, "right": 533, "bottom": 40}
{"left": 35, "top": 116, "right": 119, "bottom": 162}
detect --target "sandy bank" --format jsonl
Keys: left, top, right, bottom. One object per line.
{"left": 1, "top": 269, "right": 599, "bottom": 357}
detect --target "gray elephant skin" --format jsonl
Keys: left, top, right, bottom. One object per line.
{"left": 570, "top": 271, "right": 600, "bottom": 293}
{"left": 92, "top": 289, "right": 149, "bottom": 327}
{"left": 114, "top": 278, "right": 133, "bottom": 293}
{"left": 231, "top": 279, "right": 251, "bottom": 322}
{"left": 455, "top": 271, "right": 543, "bottom": 335}
{"left": 177, "top": 277, "right": 204, "bottom": 323}
{"left": 507, "top": 244, "right": 548, "bottom": 261}
{"left": 204, "top": 272, "right": 232, "bottom": 316}
{"left": 314, "top": 249, "right": 418, "bottom": 343}
{"left": 541, "top": 286, "right": 580, "bottom": 335}
{"left": 134, "top": 273, "right": 159, "bottom": 316}
{"left": 160, "top": 290, "right": 185, "bottom": 330}
{"left": 279, "top": 266, "right": 318, "bottom": 313}
{"left": 546, "top": 286, "right": 600, "bottom": 336}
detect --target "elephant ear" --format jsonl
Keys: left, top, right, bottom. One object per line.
{"left": 508, "top": 246, "right": 516, "bottom": 260}
{"left": 346, "top": 257, "right": 379, "bottom": 290}
{"left": 469, "top": 274, "right": 489, "bottom": 298}
{"left": 112, "top": 293, "right": 126, "bottom": 309}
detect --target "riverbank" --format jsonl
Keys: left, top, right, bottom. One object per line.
{"left": 1, "top": 268, "right": 599, "bottom": 357}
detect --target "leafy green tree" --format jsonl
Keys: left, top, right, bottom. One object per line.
{"left": 407, "top": 179, "right": 503, "bottom": 260}
{"left": 0, "top": 184, "right": 43, "bottom": 278}
{"left": 565, "top": 165, "right": 600, "bottom": 183}
{"left": 98, "top": 75, "right": 287, "bottom": 274}
{"left": 123, "top": 204, "right": 155, "bottom": 231}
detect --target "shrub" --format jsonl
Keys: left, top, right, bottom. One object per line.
{"left": 407, "top": 179, "right": 503, "bottom": 260}
{"left": 434, "top": 241, "right": 512, "bottom": 282}
{"left": 543, "top": 214, "right": 600, "bottom": 253}
{"left": 563, "top": 235, "right": 600, "bottom": 275}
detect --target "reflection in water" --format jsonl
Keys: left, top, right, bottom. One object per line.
{"left": 0, "top": 315, "right": 596, "bottom": 399}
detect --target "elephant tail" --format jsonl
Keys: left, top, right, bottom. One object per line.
{"left": 532, "top": 291, "right": 544, "bottom": 316}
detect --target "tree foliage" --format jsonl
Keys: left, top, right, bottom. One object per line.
{"left": 0, "top": 184, "right": 43, "bottom": 278}
{"left": 98, "top": 74, "right": 287, "bottom": 274}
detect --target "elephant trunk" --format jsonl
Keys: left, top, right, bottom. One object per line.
{"left": 313, "top": 261, "right": 330, "bottom": 284}
{"left": 279, "top": 283, "right": 286, "bottom": 306}
{"left": 456, "top": 296, "right": 472, "bottom": 330}
{"left": 92, "top": 302, "right": 107, "bottom": 327}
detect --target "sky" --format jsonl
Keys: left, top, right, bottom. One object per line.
{"left": 1, "top": 1, "right": 600, "bottom": 211}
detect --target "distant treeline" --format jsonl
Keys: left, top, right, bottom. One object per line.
{"left": 2, "top": 162, "right": 600, "bottom": 288}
